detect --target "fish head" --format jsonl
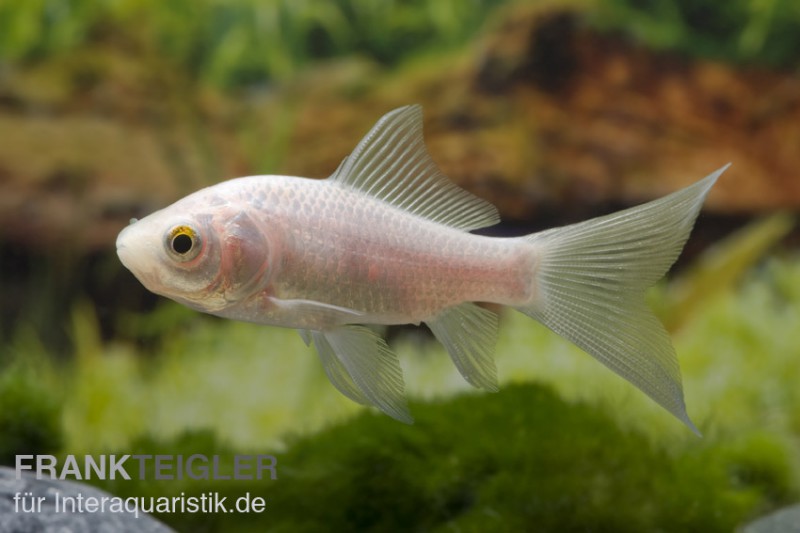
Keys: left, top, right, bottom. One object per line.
{"left": 116, "top": 194, "right": 274, "bottom": 313}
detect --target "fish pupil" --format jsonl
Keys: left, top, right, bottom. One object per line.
{"left": 172, "top": 233, "right": 194, "bottom": 255}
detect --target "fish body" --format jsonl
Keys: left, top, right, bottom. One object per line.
{"left": 220, "top": 177, "right": 531, "bottom": 327}
{"left": 117, "top": 105, "right": 726, "bottom": 432}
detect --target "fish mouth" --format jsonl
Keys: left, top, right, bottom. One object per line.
{"left": 115, "top": 225, "right": 135, "bottom": 270}
{"left": 115, "top": 242, "right": 133, "bottom": 270}
{"left": 116, "top": 224, "right": 158, "bottom": 288}
{"left": 117, "top": 245, "right": 159, "bottom": 291}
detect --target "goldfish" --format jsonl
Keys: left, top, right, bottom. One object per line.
{"left": 116, "top": 105, "right": 726, "bottom": 433}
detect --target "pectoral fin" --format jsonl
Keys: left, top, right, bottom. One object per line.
{"left": 426, "top": 303, "right": 499, "bottom": 391}
{"left": 269, "top": 297, "right": 363, "bottom": 329}
{"left": 310, "top": 326, "right": 412, "bottom": 423}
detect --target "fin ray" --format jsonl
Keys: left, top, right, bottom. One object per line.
{"left": 426, "top": 303, "right": 499, "bottom": 391}
{"left": 309, "top": 330, "right": 371, "bottom": 406}
{"left": 269, "top": 297, "right": 363, "bottom": 329}
{"left": 312, "top": 326, "right": 412, "bottom": 423}
{"left": 329, "top": 105, "right": 499, "bottom": 231}
{"left": 516, "top": 165, "right": 727, "bottom": 434}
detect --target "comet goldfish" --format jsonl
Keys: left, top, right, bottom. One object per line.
{"left": 116, "top": 105, "right": 726, "bottom": 433}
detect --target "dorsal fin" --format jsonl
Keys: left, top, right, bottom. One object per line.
{"left": 329, "top": 105, "right": 500, "bottom": 231}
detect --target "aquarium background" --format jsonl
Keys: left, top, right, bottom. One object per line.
{"left": 1, "top": 0, "right": 799, "bottom": 531}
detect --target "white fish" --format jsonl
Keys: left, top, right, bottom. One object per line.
{"left": 116, "top": 105, "right": 726, "bottom": 433}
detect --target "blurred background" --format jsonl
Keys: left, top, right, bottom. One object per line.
{"left": 1, "top": 0, "right": 799, "bottom": 530}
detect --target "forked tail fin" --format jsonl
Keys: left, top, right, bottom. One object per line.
{"left": 516, "top": 165, "right": 728, "bottom": 435}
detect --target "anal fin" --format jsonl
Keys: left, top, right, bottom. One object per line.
{"left": 426, "top": 303, "right": 499, "bottom": 392}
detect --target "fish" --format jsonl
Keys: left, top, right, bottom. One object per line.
{"left": 116, "top": 105, "right": 727, "bottom": 434}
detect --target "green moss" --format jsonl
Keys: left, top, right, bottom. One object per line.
{"left": 260, "top": 384, "right": 788, "bottom": 532}
{"left": 0, "top": 358, "right": 63, "bottom": 466}
{"left": 86, "top": 383, "right": 793, "bottom": 532}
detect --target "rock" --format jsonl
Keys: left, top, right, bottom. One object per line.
{"left": 0, "top": 466, "right": 174, "bottom": 533}
{"left": 742, "top": 504, "right": 800, "bottom": 533}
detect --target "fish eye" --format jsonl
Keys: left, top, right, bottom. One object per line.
{"left": 165, "top": 224, "right": 202, "bottom": 262}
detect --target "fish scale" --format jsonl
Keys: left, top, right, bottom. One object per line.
{"left": 117, "top": 105, "right": 726, "bottom": 431}
{"left": 245, "top": 179, "right": 528, "bottom": 323}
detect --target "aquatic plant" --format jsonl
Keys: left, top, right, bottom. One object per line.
{"left": 0, "top": 0, "right": 511, "bottom": 87}
{"left": 4, "top": 0, "right": 797, "bottom": 92}
{"left": 590, "top": 0, "right": 800, "bottom": 69}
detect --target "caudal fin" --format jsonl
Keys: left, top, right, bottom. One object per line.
{"left": 516, "top": 165, "right": 728, "bottom": 434}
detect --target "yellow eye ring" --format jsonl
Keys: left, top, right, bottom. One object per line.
{"left": 165, "top": 225, "right": 202, "bottom": 262}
